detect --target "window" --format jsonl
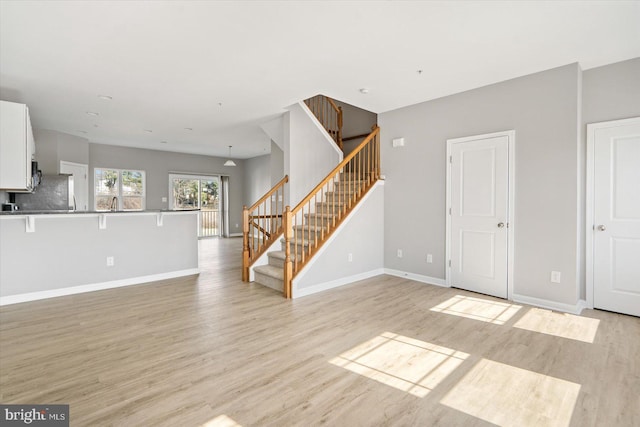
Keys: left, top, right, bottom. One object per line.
{"left": 169, "top": 173, "right": 220, "bottom": 237}
{"left": 95, "top": 168, "right": 145, "bottom": 211}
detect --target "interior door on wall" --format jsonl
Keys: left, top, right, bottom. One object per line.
{"left": 450, "top": 135, "right": 509, "bottom": 298}
{"left": 592, "top": 118, "right": 640, "bottom": 317}
{"left": 60, "top": 161, "right": 88, "bottom": 211}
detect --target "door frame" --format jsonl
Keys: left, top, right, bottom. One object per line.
{"left": 445, "top": 130, "right": 516, "bottom": 299}
{"left": 60, "top": 160, "right": 88, "bottom": 211}
{"left": 585, "top": 116, "right": 640, "bottom": 310}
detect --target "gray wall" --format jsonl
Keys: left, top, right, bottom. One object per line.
{"left": 243, "top": 154, "right": 270, "bottom": 207}
{"left": 34, "top": 129, "right": 90, "bottom": 174}
{"left": 379, "top": 63, "right": 581, "bottom": 305}
{"left": 89, "top": 143, "right": 246, "bottom": 235}
{"left": 270, "top": 140, "right": 284, "bottom": 186}
{"left": 0, "top": 212, "right": 198, "bottom": 298}
{"left": 335, "top": 100, "right": 378, "bottom": 155}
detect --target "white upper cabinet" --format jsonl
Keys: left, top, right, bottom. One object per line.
{"left": 0, "top": 100, "right": 35, "bottom": 191}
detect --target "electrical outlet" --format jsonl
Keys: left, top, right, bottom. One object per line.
{"left": 397, "top": 249, "right": 403, "bottom": 258}
{"left": 161, "top": 197, "right": 167, "bottom": 203}
{"left": 106, "top": 256, "right": 115, "bottom": 267}
{"left": 348, "top": 253, "right": 353, "bottom": 262}
{"left": 550, "top": 271, "right": 561, "bottom": 283}
{"left": 426, "top": 254, "right": 433, "bottom": 263}
{"left": 235, "top": 223, "right": 239, "bottom": 228}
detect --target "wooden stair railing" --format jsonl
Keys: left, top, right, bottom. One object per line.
{"left": 304, "top": 95, "right": 343, "bottom": 150}
{"left": 242, "top": 175, "right": 289, "bottom": 281}
{"left": 282, "top": 126, "right": 380, "bottom": 298}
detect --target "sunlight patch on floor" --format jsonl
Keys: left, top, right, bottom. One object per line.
{"left": 513, "top": 308, "right": 600, "bottom": 343}
{"left": 200, "top": 414, "right": 242, "bottom": 427}
{"left": 430, "top": 295, "right": 522, "bottom": 325}
{"left": 329, "top": 332, "right": 468, "bottom": 397}
{"left": 441, "top": 358, "right": 581, "bottom": 427}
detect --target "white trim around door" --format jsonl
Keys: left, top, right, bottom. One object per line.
{"left": 446, "top": 130, "right": 515, "bottom": 300}
{"left": 585, "top": 116, "right": 640, "bottom": 315}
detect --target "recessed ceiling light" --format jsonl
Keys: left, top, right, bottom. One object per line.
{"left": 160, "top": 140, "right": 168, "bottom": 144}
{"left": 359, "top": 88, "right": 369, "bottom": 94}
{"left": 218, "top": 102, "right": 223, "bottom": 107}
{"left": 144, "top": 129, "right": 153, "bottom": 133}
{"left": 77, "top": 130, "right": 88, "bottom": 134}
{"left": 184, "top": 127, "right": 193, "bottom": 131}
{"left": 417, "top": 70, "right": 423, "bottom": 75}
{"left": 86, "top": 111, "right": 99, "bottom": 116}
{"left": 98, "top": 95, "right": 112, "bottom": 101}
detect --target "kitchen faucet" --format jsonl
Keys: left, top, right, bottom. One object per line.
{"left": 110, "top": 196, "right": 118, "bottom": 211}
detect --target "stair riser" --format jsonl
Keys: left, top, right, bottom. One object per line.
{"left": 280, "top": 241, "right": 314, "bottom": 253}
{"left": 303, "top": 216, "right": 339, "bottom": 227}
{"left": 269, "top": 256, "right": 285, "bottom": 268}
{"left": 254, "top": 272, "right": 283, "bottom": 292}
{"left": 293, "top": 227, "right": 325, "bottom": 238}
{"left": 315, "top": 202, "right": 354, "bottom": 211}
{"left": 324, "top": 191, "right": 360, "bottom": 198}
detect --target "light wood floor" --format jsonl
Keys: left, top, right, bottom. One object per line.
{"left": 1, "top": 238, "right": 638, "bottom": 426}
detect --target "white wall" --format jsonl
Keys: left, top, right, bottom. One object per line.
{"left": 293, "top": 183, "right": 384, "bottom": 297}
{"left": 284, "top": 102, "right": 343, "bottom": 207}
{"left": 379, "top": 63, "right": 581, "bottom": 306}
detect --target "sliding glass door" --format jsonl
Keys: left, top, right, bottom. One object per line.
{"left": 170, "top": 174, "right": 220, "bottom": 238}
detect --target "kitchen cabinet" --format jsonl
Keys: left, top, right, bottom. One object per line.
{"left": 0, "top": 100, "right": 36, "bottom": 191}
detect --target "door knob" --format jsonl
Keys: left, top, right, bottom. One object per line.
{"left": 597, "top": 224, "right": 606, "bottom": 231}
{"left": 497, "top": 222, "right": 505, "bottom": 228}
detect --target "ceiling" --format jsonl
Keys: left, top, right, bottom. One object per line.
{"left": 1, "top": 1, "right": 639, "bottom": 159}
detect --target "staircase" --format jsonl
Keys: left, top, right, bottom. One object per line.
{"left": 243, "top": 94, "right": 380, "bottom": 298}
{"left": 253, "top": 171, "right": 366, "bottom": 292}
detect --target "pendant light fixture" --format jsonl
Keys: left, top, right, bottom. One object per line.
{"left": 224, "top": 145, "right": 236, "bottom": 167}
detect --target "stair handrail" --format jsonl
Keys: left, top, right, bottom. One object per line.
{"left": 282, "top": 126, "right": 380, "bottom": 297}
{"left": 304, "top": 95, "right": 343, "bottom": 150}
{"left": 242, "top": 175, "right": 289, "bottom": 281}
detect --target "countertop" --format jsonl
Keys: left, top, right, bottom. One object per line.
{"left": 0, "top": 209, "right": 200, "bottom": 216}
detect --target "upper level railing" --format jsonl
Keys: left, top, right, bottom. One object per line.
{"left": 242, "top": 175, "right": 289, "bottom": 281}
{"left": 304, "top": 95, "right": 343, "bottom": 150}
{"left": 282, "top": 126, "right": 380, "bottom": 297}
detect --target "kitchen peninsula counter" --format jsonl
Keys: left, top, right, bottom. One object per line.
{"left": 0, "top": 209, "right": 199, "bottom": 215}
{"left": 0, "top": 210, "right": 199, "bottom": 305}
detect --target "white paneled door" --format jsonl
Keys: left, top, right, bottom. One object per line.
{"left": 60, "top": 161, "right": 88, "bottom": 211}
{"left": 591, "top": 118, "right": 640, "bottom": 317}
{"left": 448, "top": 133, "right": 511, "bottom": 299}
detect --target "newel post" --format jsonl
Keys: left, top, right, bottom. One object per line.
{"left": 283, "top": 206, "right": 293, "bottom": 298}
{"left": 242, "top": 206, "right": 250, "bottom": 282}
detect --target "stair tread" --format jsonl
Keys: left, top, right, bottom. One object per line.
{"left": 254, "top": 265, "right": 284, "bottom": 279}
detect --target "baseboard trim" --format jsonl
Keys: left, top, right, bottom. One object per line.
{"left": 293, "top": 268, "right": 385, "bottom": 299}
{"left": 512, "top": 294, "right": 587, "bottom": 315}
{"left": 383, "top": 269, "right": 448, "bottom": 287}
{"left": 0, "top": 268, "right": 201, "bottom": 306}
{"left": 229, "top": 233, "right": 243, "bottom": 237}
